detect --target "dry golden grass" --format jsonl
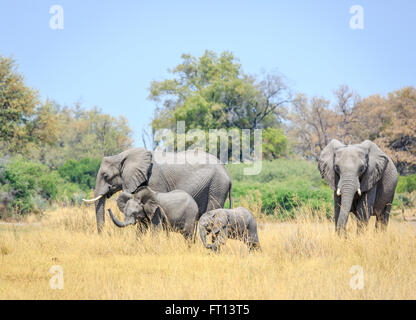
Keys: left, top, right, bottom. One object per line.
{"left": 0, "top": 200, "right": 416, "bottom": 299}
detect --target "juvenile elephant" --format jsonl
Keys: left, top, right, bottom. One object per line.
{"left": 318, "top": 139, "right": 398, "bottom": 234}
{"left": 107, "top": 187, "right": 199, "bottom": 241}
{"left": 199, "top": 207, "right": 261, "bottom": 252}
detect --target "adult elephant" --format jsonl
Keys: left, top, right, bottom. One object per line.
{"left": 83, "top": 148, "right": 232, "bottom": 233}
{"left": 318, "top": 139, "right": 398, "bottom": 234}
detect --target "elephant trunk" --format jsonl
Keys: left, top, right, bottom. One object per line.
{"left": 199, "top": 226, "right": 211, "bottom": 249}
{"left": 336, "top": 176, "right": 360, "bottom": 234}
{"left": 108, "top": 209, "right": 136, "bottom": 228}
{"left": 95, "top": 196, "right": 106, "bottom": 233}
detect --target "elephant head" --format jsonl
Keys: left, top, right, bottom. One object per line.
{"left": 199, "top": 212, "right": 228, "bottom": 251}
{"left": 318, "top": 139, "right": 388, "bottom": 232}
{"left": 108, "top": 188, "right": 159, "bottom": 228}
{"left": 82, "top": 148, "right": 153, "bottom": 232}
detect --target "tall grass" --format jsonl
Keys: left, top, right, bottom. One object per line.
{"left": 0, "top": 201, "right": 415, "bottom": 299}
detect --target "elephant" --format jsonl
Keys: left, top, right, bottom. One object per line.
{"left": 83, "top": 148, "right": 232, "bottom": 233}
{"left": 199, "top": 207, "right": 261, "bottom": 252}
{"left": 318, "top": 139, "right": 398, "bottom": 234}
{"left": 107, "top": 187, "right": 199, "bottom": 241}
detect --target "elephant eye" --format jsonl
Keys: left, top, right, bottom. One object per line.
{"left": 334, "top": 165, "right": 340, "bottom": 173}
{"left": 359, "top": 165, "right": 366, "bottom": 173}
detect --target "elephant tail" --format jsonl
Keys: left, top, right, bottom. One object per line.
{"left": 228, "top": 183, "right": 233, "bottom": 209}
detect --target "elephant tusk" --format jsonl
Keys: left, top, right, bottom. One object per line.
{"left": 82, "top": 195, "right": 103, "bottom": 203}
{"left": 336, "top": 188, "right": 341, "bottom": 196}
{"left": 357, "top": 188, "right": 362, "bottom": 196}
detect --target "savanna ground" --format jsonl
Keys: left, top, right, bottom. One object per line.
{"left": 1, "top": 196, "right": 416, "bottom": 300}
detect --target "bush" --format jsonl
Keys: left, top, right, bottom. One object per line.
{"left": 232, "top": 181, "right": 332, "bottom": 217}
{"left": 397, "top": 174, "right": 416, "bottom": 193}
{"left": 0, "top": 157, "right": 84, "bottom": 215}
{"left": 227, "top": 159, "right": 333, "bottom": 219}
{"left": 262, "top": 128, "right": 288, "bottom": 160}
{"left": 58, "top": 158, "right": 101, "bottom": 192}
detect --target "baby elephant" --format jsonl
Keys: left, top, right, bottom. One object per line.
{"left": 107, "top": 186, "right": 199, "bottom": 241}
{"left": 199, "top": 207, "right": 261, "bottom": 252}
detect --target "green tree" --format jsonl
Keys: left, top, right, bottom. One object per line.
{"left": 149, "top": 50, "right": 290, "bottom": 158}
{"left": 0, "top": 56, "right": 48, "bottom": 154}
{"left": 30, "top": 102, "right": 134, "bottom": 168}
{"left": 262, "top": 128, "right": 287, "bottom": 160}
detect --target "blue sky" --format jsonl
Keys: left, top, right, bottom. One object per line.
{"left": 1, "top": 0, "right": 415, "bottom": 146}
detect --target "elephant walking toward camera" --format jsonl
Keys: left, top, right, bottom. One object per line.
{"left": 83, "top": 148, "right": 232, "bottom": 233}
{"left": 108, "top": 187, "right": 199, "bottom": 241}
{"left": 318, "top": 139, "right": 398, "bottom": 234}
{"left": 199, "top": 207, "right": 261, "bottom": 252}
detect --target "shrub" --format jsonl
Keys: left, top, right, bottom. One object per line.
{"left": 227, "top": 159, "right": 333, "bottom": 219}
{"left": 397, "top": 174, "right": 416, "bottom": 193}
{"left": 231, "top": 181, "right": 332, "bottom": 216}
{"left": 262, "top": 128, "right": 288, "bottom": 160}
{"left": 58, "top": 158, "right": 101, "bottom": 192}
{"left": 0, "top": 157, "right": 84, "bottom": 215}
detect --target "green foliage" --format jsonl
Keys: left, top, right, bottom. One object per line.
{"left": 397, "top": 174, "right": 416, "bottom": 193}
{"left": 232, "top": 182, "right": 333, "bottom": 218}
{"left": 227, "top": 159, "right": 333, "bottom": 218}
{"left": 28, "top": 103, "right": 133, "bottom": 169}
{"left": 58, "top": 158, "right": 101, "bottom": 192}
{"left": 227, "top": 158, "right": 322, "bottom": 184}
{"left": 0, "top": 56, "right": 54, "bottom": 154}
{"left": 0, "top": 158, "right": 84, "bottom": 215}
{"left": 262, "top": 127, "right": 287, "bottom": 159}
{"left": 150, "top": 51, "right": 290, "bottom": 155}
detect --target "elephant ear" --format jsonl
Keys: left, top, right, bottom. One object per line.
{"left": 359, "top": 140, "right": 388, "bottom": 192}
{"left": 318, "top": 139, "right": 345, "bottom": 190}
{"left": 143, "top": 199, "right": 159, "bottom": 221}
{"left": 120, "top": 148, "right": 152, "bottom": 194}
{"left": 116, "top": 192, "right": 133, "bottom": 213}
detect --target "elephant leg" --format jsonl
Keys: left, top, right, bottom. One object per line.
{"left": 356, "top": 189, "right": 376, "bottom": 234}
{"left": 376, "top": 203, "right": 392, "bottom": 231}
{"left": 164, "top": 224, "right": 170, "bottom": 238}
{"left": 211, "top": 232, "right": 225, "bottom": 253}
{"left": 354, "top": 208, "right": 369, "bottom": 235}
{"left": 182, "top": 222, "right": 197, "bottom": 246}
{"left": 382, "top": 203, "right": 392, "bottom": 227}
{"left": 182, "top": 231, "right": 193, "bottom": 248}
{"left": 135, "top": 220, "right": 150, "bottom": 239}
{"left": 190, "top": 222, "right": 198, "bottom": 243}
{"left": 356, "top": 215, "right": 369, "bottom": 234}
{"left": 212, "top": 226, "right": 228, "bottom": 252}
{"left": 248, "top": 242, "right": 261, "bottom": 252}
{"left": 207, "top": 195, "right": 222, "bottom": 212}
{"left": 374, "top": 193, "right": 394, "bottom": 231}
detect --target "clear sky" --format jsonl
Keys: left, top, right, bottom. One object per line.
{"left": 1, "top": 0, "right": 415, "bottom": 146}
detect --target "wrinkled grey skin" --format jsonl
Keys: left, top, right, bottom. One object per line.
{"left": 318, "top": 139, "right": 398, "bottom": 234}
{"left": 92, "top": 148, "right": 232, "bottom": 233}
{"left": 108, "top": 187, "right": 199, "bottom": 241}
{"left": 199, "top": 207, "right": 261, "bottom": 252}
